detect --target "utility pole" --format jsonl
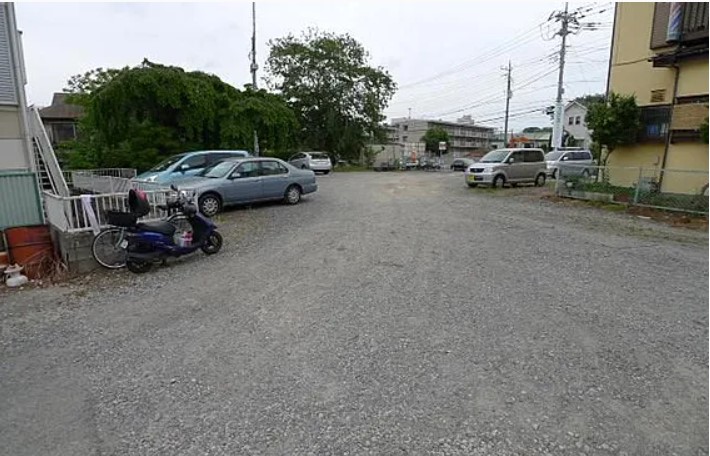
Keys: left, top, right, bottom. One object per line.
{"left": 250, "top": 2, "right": 260, "bottom": 156}
{"left": 408, "top": 107, "right": 412, "bottom": 119}
{"left": 550, "top": 2, "right": 579, "bottom": 151}
{"left": 502, "top": 61, "right": 512, "bottom": 148}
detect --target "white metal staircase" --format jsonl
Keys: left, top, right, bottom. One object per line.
{"left": 29, "top": 106, "right": 69, "bottom": 196}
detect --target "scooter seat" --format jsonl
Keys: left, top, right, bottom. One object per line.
{"left": 136, "top": 221, "right": 177, "bottom": 236}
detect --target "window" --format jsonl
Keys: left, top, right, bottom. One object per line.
{"left": 650, "top": 89, "right": 667, "bottom": 103}
{"left": 524, "top": 149, "right": 544, "bottom": 162}
{"left": 402, "top": 136, "right": 408, "bottom": 142}
{"left": 51, "top": 123, "right": 77, "bottom": 144}
{"left": 232, "top": 162, "right": 259, "bottom": 178}
{"left": 510, "top": 151, "right": 524, "bottom": 163}
{"left": 180, "top": 154, "right": 207, "bottom": 170}
{"left": 575, "top": 116, "right": 581, "bottom": 125}
{"left": 260, "top": 161, "right": 288, "bottom": 176}
{"left": 568, "top": 117, "right": 574, "bottom": 125}
{"left": 403, "top": 125, "right": 408, "bottom": 131}
{"left": 638, "top": 105, "right": 671, "bottom": 142}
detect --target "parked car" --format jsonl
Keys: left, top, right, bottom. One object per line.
{"left": 450, "top": 158, "right": 475, "bottom": 172}
{"left": 402, "top": 158, "right": 419, "bottom": 170}
{"left": 419, "top": 157, "right": 441, "bottom": 171}
{"left": 545, "top": 149, "right": 596, "bottom": 178}
{"left": 464, "top": 148, "right": 547, "bottom": 188}
{"left": 177, "top": 157, "right": 317, "bottom": 216}
{"left": 134, "top": 150, "right": 250, "bottom": 184}
{"left": 288, "top": 152, "right": 333, "bottom": 174}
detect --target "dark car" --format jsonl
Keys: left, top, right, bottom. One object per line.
{"left": 450, "top": 158, "right": 475, "bottom": 172}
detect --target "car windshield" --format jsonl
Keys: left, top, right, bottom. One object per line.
{"left": 149, "top": 154, "right": 186, "bottom": 172}
{"left": 200, "top": 161, "right": 237, "bottom": 178}
{"left": 545, "top": 151, "right": 563, "bottom": 161}
{"left": 480, "top": 150, "right": 510, "bottom": 163}
{"left": 310, "top": 153, "right": 329, "bottom": 160}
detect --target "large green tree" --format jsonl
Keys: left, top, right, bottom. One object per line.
{"left": 64, "top": 60, "right": 298, "bottom": 171}
{"left": 421, "top": 126, "right": 450, "bottom": 154}
{"left": 265, "top": 29, "right": 396, "bottom": 161}
{"left": 585, "top": 92, "right": 640, "bottom": 166}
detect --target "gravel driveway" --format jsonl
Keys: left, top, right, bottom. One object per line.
{"left": 1, "top": 171, "right": 707, "bottom": 456}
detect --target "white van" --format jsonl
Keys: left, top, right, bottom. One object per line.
{"left": 464, "top": 148, "right": 547, "bottom": 188}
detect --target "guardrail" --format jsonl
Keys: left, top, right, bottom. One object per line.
{"left": 43, "top": 189, "right": 173, "bottom": 233}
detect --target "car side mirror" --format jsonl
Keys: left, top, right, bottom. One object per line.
{"left": 179, "top": 163, "right": 189, "bottom": 172}
{"left": 229, "top": 172, "right": 241, "bottom": 179}
{"left": 507, "top": 157, "right": 515, "bottom": 164}
{"left": 561, "top": 156, "right": 569, "bottom": 161}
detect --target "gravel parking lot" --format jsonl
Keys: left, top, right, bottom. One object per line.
{"left": 1, "top": 171, "right": 707, "bottom": 456}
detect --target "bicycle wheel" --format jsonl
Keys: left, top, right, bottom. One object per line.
{"left": 92, "top": 228, "right": 128, "bottom": 269}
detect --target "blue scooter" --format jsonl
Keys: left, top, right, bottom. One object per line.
{"left": 117, "top": 187, "right": 223, "bottom": 274}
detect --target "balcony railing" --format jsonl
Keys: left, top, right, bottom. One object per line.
{"left": 682, "top": 2, "right": 709, "bottom": 43}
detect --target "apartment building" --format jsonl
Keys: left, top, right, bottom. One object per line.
{"left": 607, "top": 2, "right": 708, "bottom": 194}
{"left": 389, "top": 115, "right": 494, "bottom": 158}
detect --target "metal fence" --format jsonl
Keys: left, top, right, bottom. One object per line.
{"left": 0, "top": 169, "right": 45, "bottom": 229}
{"left": 43, "top": 189, "right": 173, "bottom": 233}
{"left": 67, "top": 168, "right": 169, "bottom": 194}
{"left": 555, "top": 164, "right": 709, "bottom": 214}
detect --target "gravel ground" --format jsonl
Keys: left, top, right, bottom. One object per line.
{"left": 1, "top": 171, "right": 707, "bottom": 456}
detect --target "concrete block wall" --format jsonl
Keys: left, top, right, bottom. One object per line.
{"left": 51, "top": 227, "right": 100, "bottom": 274}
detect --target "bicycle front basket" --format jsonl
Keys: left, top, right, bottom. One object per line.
{"left": 105, "top": 210, "right": 138, "bottom": 227}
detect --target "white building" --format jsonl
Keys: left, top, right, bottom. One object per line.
{"left": 0, "top": 3, "right": 33, "bottom": 170}
{"left": 389, "top": 116, "right": 494, "bottom": 158}
{"left": 563, "top": 101, "right": 592, "bottom": 149}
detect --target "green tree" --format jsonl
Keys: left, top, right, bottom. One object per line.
{"left": 65, "top": 60, "right": 298, "bottom": 171}
{"left": 585, "top": 92, "right": 640, "bottom": 167}
{"left": 421, "top": 126, "right": 450, "bottom": 154}
{"left": 574, "top": 93, "right": 606, "bottom": 108}
{"left": 265, "top": 28, "right": 396, "bottom": 161}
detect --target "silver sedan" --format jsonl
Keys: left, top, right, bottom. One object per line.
{"left": 176, "top": 157, "right": 318, "bottom": 216}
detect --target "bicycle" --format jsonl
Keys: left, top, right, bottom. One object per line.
{"left": 91, "top": 193, "right": 191, "bottom": 269}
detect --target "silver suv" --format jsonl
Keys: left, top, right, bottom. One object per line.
{"left": 288, "top": 152, "right": 333, "bottom": 174}
{"left": 545, "top": 149, "right": 595, "bottom": 178}
{"left": 464, "top": 148, "right": 547, "bottom": 188}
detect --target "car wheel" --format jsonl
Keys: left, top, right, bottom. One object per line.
{"left": 551, "top": 169, "right": 557, "bottom": 179}
{"left": 301, "top": 165, "right": 307, "bottom": 170}
{"left": 284, "top": 185, "right": 302, "bottom": 205}
{"left": 535, "top": 173, "right": 547, "bottom": 187}
{"left": 467, "top": 183, "right": 478, "bottom": 188}
{"left": 492, "top": 175, "right": 505, "bottom": 189}
{"left": 199, "top": 193, "right": 222, "bottom": 217}
{"left": 323, "top": 170, "right": 330, "bottom": 175}
{"left": 581, "top": 169, "right": 590, "bottom": 178}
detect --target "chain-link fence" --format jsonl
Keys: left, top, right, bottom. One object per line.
{"left": 555, "top": 164, "right": 709, "bottom": 214}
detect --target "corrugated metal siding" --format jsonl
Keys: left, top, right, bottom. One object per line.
{"left": 0, "top": 169, "right": 44, "bottom": 229}
{"left": 0, "top": 4, "right": 18, "bottom": 105}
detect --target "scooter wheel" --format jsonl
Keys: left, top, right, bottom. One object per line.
{"left": 126, "top": 259, "right": 153, "bottom": 274}
{"left": 201, "top": 231, "right": 223, "bottom": 255}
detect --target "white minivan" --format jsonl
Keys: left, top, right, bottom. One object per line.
{"left": 464, "top": 148, "right": 547, "bottom": 188}
{"left": 288, "top": 152, "right": 333, "bottom": 174}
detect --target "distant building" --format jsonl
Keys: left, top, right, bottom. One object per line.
{"left": 563, "top": 101, "right": 592, "bottom": 148}
{"left": 388, "top": 116, "right": 493, "bottom": 158}
{"left": 509, "top": 131, "right": 551, "bottom": 149}
{"left": 39, "top": 92, "right": 83, "bottom": 147}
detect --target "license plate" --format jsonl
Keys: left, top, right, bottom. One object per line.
{"left": 120, "top": 240, "right": 128, "bottom": 249}
{"left": 467, "top": 175, "right": 477, "bottom": 182}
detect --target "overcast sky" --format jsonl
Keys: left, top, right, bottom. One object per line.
{"left": 16, "top": 1, "right": 613, "bottom": 132}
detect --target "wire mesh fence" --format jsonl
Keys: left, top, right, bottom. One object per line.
{"left": 555, "top": 164, "right": 709, "bottom": 214}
